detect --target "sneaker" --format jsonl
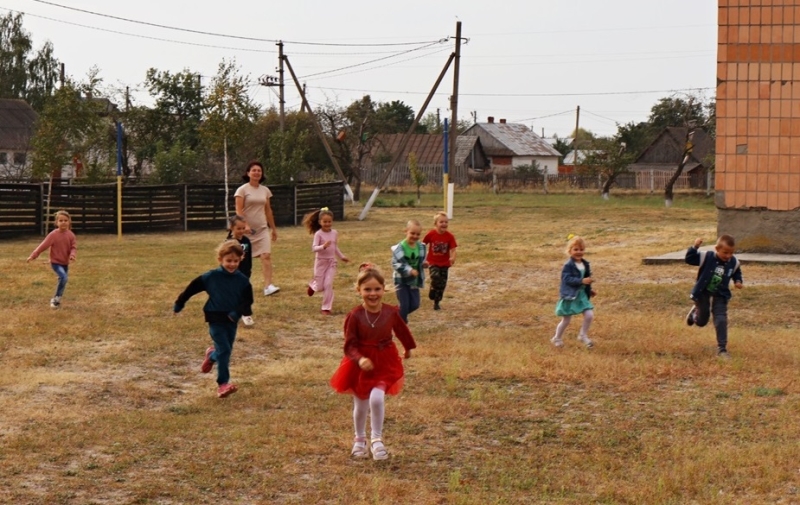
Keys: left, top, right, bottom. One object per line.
{"left": 550, "top": 335, "right": 564, "bottom": 348}
{"left": 50, "top": 297, "right": 60, "bottom": 309}
{"left": 201, "top": 346, "right": 215, "bottom": 373}
{"left": 433, "top": 302, "right": 441, "bottom": 311}
{"left": 217, "top": 383, "right": 238, "bottom": 398}
{"left": 321, "top": 309, "right": 332, "bottom": 316}
{"left": 263, "top": 284, "right": 280, "bottom": 296}
{"left": 717, "top": 350, "right": 731, "bottom": 360}
{"left": 307, "top": 286, "right": 315, "bottom": 297}
{"left": 686, "top": 306, "right": 696, "bottom": 326}
{"left": 241, "top": 315, "right": 254, "bottom": 326}
{"left": 578, "top": 333, "right": 594, "bottom": 348}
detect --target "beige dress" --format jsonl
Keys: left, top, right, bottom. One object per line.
{"left": 234, "top": 183, "right": 273, "bottom": 257}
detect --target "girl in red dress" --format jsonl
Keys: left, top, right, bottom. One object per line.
{"left": 330, "top": 263, "right": 417, "bottom": 460}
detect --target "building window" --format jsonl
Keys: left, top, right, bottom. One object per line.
{"left": 0, "top": 152, "right": 7, "bottom": 164}
{"left": 13, "top": 152, "right": 26, "bottom": 165}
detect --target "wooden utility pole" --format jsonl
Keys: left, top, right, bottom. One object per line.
{"left": 278, "top": 41, "right": 285, "bottom": 131}
{"left": 448, "top": 21, "right": 462, "bottom": 186}
{"left": 574, "top": 105, "right": 581, "bottom": 169}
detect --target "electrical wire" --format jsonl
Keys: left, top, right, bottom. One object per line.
{"left": 299, "top": 43, "right": 448, "bottom": 80}
{"left": 306, "top": 86, "right": 714, "bottom": 98}
{"left": 30, "top": 0, "right": 446, "bottom": 47}
{"left": 512, "top": 110, "right": 574, "bottom": 122}
{"left": 582, "top": 109, "right": 623, "bottom": 125}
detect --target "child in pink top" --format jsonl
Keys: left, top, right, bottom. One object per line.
{"left": 303, "top": 207, "right": 349, "bottom": 315}
{"left": 27, "top": 210, "right": 77, "bottom": 308}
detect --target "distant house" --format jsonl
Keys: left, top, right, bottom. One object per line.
{"left": 462, "top": 117, "right": 562, "bottom": 175}
{"left": 628, "top": 127, "right": 714, "bottom": 188}
{"left": 560, "top": 149, "right": 604, "bottom": 174}
{"left": 0, "top": 99, "right": 37, "bottom": 180}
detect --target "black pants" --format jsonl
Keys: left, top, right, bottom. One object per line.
{"left": 694, "top": 291, "right": 729, "bottom": 352}
{"left": 428, "top": 266, "right": 449, "bottom": 303}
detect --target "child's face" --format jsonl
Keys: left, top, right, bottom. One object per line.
{"left": 56, "top": 215, "right": 70, "bottom": 231}
{"left": 319, "top": 214, "right": 333, "bottom": 232}
{"left": 358, "top": 277, "right": 385, "bottom": 311}
{"left": 715, "top": 243, "right": 735, "bottom": 262}
{"left": 435, "top": 216, "right": 449, "bottom": 233}
{"left": 219, "top": 253, "right": 242, "bottom": 273}
{"left": 231, "top": 221, "right": 247, "bottom": 239}
{"left": 405, "top": 225, "right": 422, "bottom": 244}
{"left": 569, "top": 244, "right": 585, "bottom": 261}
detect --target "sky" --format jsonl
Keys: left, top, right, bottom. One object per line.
{"left": 2, "top": 0, "right": 718, "bottom": 138}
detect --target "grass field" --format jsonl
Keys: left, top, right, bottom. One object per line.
{"left": 1, "top": 191, "right": 799, "bottom": 504}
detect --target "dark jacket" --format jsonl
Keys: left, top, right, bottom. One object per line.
{"left": 559, "top": 258, "right": 592, "bottom": 300}
{"left": 173, "top": 267, "right": 254, "bottom": 323}
{"left": 685, "top": 246, "right": 743, "bottom": 300}
{"left": 226, "top": 233, "right": 253, "bottom": 278}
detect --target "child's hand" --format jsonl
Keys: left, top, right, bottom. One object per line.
{"left": 358, "top": 357, "right": 374, "bottom": 371}
{"left": 590, "top": 289, "right": 597, "bottom": 298}
{"left": 323, "top": 240, "right": 331, "bottom": 249}
{"left": 582, "top": 277, "right": 592, "bottom": 285}
{"left": 341, "top": 256, "right": 350, "bottom": 263}
{"left": 410, "top": 269, "right": 418, "bottom": 277}
{"left": 26, "top": 256, "right": 34, "bottom": 263}
{"left": 404, "top": 349, "right": 412, "bottom": 359}
{"left": 694, "top": 238, "right": 703, "bottom": 248}
{"left": 734, "top": 282, "right": 743, "bottom": 289}
{"left": 69, "top": 255, "right": 76, "bottom": 263}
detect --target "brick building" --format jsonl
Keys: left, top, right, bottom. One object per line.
{"left": 717, "top": 0, "right": 800, "bottom": 252}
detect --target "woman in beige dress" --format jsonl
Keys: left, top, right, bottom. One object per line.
{"left": 234, "top": 161, "right": 280, "bottom": 296}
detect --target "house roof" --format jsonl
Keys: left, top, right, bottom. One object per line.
{"left": 0, "top": 99, "right": 37, "bottom": 150}
{"left": 368, "top": 133, "right": 489, "bottom": 166}
{"left": 633, "top": 127, "right": 714, "bottom": 170}
{"left": 463, "top": 122, "right": 562, "bottom": 157}
{"left": 563, "top": 149, "right": 603, "bottom": 165}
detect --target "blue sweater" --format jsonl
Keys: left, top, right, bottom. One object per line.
{"left": 559, "top": 257, "right": 592, "bottom": 300}
{"left": 685, "top": 247, "right": 743, "bottom": 300}
{"left": 173, "top": 266, "right": 254, "bottom": 323}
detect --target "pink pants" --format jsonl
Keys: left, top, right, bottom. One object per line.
{"left": 310, "top": 258, "right": 337, "bottom": 310}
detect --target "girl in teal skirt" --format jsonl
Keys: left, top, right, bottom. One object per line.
{"left": 551, "top": 235, "right": 596, "bottom": 348}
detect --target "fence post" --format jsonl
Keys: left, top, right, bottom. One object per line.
{"left": 38, "top": 183, "right": 44, "bottom": 235}
{"left": 650, "top": 170, "right": 654, "bottom": 194}
{"left": 183, "top": 184, "right": 188, "bottom": 231}
{"left": 293, "top": 185, "right": 298, "bottom": 226}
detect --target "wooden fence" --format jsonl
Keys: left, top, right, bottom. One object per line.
{"left": 0, "top": 181, "right": 344, "bottom": 239}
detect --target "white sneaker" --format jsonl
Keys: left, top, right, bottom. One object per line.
{"left": 263, "top": 284, "right": 280, "bottom": 296}
{"left": 550, "top": 335, "right": 564, "bottom": 348}
{"left": 578, "top": 333, "right": 594, "bottom": 348}
{"left": 241, "top": 315, "right": 254, "bottom": 326}
{"left": 50, "top": 296, "right": 61, "bottom": 309}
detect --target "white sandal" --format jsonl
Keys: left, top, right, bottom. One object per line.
{"left": 351, "top": 437, "right": 368, "bottom": 458}
{"left": 370, "top": 437, "right": 388, "bottom": 460}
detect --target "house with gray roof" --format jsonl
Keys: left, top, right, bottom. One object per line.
{"left": 628, "top": 127, "right": 714, "bottom": 188}
{"left": 0, "top": 99, "right": 37, "bottom": 180}
{"left": 462, "top": 117, "right": 562, "bottom": 175}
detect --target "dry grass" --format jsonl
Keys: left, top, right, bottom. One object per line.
{"left": 1, "top": 191, "right": 799, "bottom": 505}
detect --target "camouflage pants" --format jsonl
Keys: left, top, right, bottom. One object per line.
{"left": 428, "top": 266, "right": 450, "bottom": 302}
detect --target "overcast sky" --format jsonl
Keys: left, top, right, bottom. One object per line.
{"left": 3, "top": 0, "right": 718, "bottom": 138}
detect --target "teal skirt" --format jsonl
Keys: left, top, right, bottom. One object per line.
{"left": 555, "top": 288, "right": 594, "bottom": 317}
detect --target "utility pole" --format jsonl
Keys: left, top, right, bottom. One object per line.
{"left": 301, "top": 82, "right": 309, "bottom": 113}
{"left": 448, "top": 21, "right": 463, "bottom": 187}
{"left": 59, "top": 63, "right": 65, "bottom": 87}
{"left": 278, "top": 41, "right": 285, "bottom": 131}
{"left": 574, "top": 105, "right": 581, "bottom": 169}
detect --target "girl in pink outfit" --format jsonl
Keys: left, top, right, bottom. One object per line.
{"left": 27, "top": 210, "right": 77, "bottom": 308}
{"left": 302, "top": 208, "right": 349, "bottom": 315}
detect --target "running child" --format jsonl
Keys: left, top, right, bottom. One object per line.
{"left": 551, "top": 235, "right": 596, "bottom": 348}
{"left": 173, "top": 240, "right": 254, "bottom": 398}
{"left": 684, "top": 235, "right": 743, "bottom": 358}
{"left": 227, "top": 214, "right": 255, "bottom": 326}
{"left": 422, "top": 211, "right": 457, "bottom": 310}
{"left": 303, "top": 207, "right": 350, "bottom": 315}
{"left": 330, "top": 263, "right": 417, "bottom": 460}
{"left": 391, "top": 219, "right": 427, "bottom": 323}
{"left": 27, "top": 210, "right": 77, "bottom": 309}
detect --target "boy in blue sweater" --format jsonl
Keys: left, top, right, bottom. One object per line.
{"left": 174, "top": 240, "right": 254, "bottom": 397}
{"left": 684, "top": 235, "right": 743, "bottom": 359}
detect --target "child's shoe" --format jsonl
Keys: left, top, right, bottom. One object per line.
{"left": 351, "top": 437, "right": 368, "bottom": 459}
{"left": 201, "top": 346, "right": 215, "bottom": 373}
{"left": 717, "top": 349, "right": 731, "bottom": 360}
{"left": 50, "top": 296, "right": 61, "bottom": 309}
{"left": 433, "top": 301, "right": 441, "bottom": 311}
{"left": 578, "top": 333, "right": 594, "bottom": 348}
{"left": 217, "top": 383, "right": 238, "bottom": 398}
{"left": 321, "top": 309, "right": 332, "bottom": 316}
{"left": 550, "top": 335, "right": 564, "bottom": 348}
{"left": 307, "top": 286, "right": 315, "bottom": 297}
{"left": 263, "top": 284, "right": 280, "bottom": 296}
{"left": 241, "top": 315, "right": 255, "bottom": 327}
{"left": 686, "top": 306, "right": 696, "bottom": 326}
{"left": 370, "top": 437, "right": 388, "bottom": 460}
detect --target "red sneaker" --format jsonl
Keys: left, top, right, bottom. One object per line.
{"left": 201, "top": 346, "right": 215, "bottom": 373}
{"left": 307, "top": 286, "right": 315, "bottom": 297}
{"left": 217, "top": 383, "right": 238, "bottom": 398}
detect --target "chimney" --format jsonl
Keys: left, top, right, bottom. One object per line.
{"left": 499, "top": 118, "right": 506, "bottom": 124}
{"left": 487, "top": 116, "right": 494, "bottom": 123}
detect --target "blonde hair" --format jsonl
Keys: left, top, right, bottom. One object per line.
{"left": 566, "top": 235, "right": 586, "bottom": 255}
{"left": 216, "top": 240, "right": 244, "bottom": 259}
{"left": 406, "top": 219, "right": 421, "bottom": 230}
{"left": 356, "top": 262, "right": 385, "bottom": 288}
{"left": 54, "top": 210, "right": 72, "bottom": 229}
{"left": 433, "top": 211, "right": 448, "bottom": 224}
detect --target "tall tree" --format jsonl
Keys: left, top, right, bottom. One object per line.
{"left": 581, "top": 137, "right": 635, "bottom": 199}
{"left": 648, "top": 97, "right": 705, "bottom": 131}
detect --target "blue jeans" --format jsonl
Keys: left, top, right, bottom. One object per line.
{"left": 693, "top": 291, "right": 729, "bottom": 352}
{"left": 208, "top": 321, "right": 237, "bottom": 385}
{"left": 50, "top": 263, "right": 69, "bottom": 297}
{"left": 395, "top": 284, "right": 420, "bottom": 323}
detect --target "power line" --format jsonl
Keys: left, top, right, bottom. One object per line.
{"left": 307, "top": 85, "right": 714, "bottom": 98}
{"left": 512, "top": 110, "right": 575, "bottom": 122}
{"left": 300, "top": 44, "right": 449, "bottom": 80}
{"left": 30, "top": 0, "right": 445, "bottom": 47}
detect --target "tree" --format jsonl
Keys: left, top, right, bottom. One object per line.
{"left": 615, "top": 121, "right": 655, "bottom": 160}
{"left": 152, "top": 140, "right": 199, "bottom": 184}
{"left": 581, "top": 137, "right": 635, "bottom": 199}
{"left": 0, "top": 12, "right": 60, "bottom": 111}
{"left": 265, "top": 122, "right": 309, "bottom": 184}
{"left": 648, "top": 97, "right": 705, "bottom": 132}
{"left": 408, "top": 151, "right": 426, "bottom": 204}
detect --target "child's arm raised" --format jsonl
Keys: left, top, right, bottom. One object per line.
{"left": 173, "top": 276, "right": 206, "bottom": 313}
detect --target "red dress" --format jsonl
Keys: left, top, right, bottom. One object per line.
{"left": 330, "top": 303, "right": 417, "bottom": 400}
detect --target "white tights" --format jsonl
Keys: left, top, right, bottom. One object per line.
{"left": 554, "top": 310, "right": 594, "bottom": 340}
{"left": 353, "top": 387, "right": 385, "bottom": 440}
